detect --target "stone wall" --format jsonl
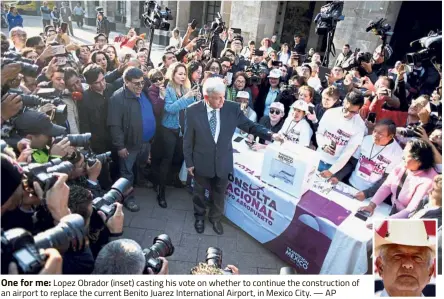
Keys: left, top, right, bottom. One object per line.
{"left": 331, "top": 1, "right": 402, "bottom": 66}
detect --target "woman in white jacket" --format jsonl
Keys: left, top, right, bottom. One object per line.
{"left": 278, "top": 100, "right": 313, "bottom": 147}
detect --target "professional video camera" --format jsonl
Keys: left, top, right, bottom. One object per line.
{"left": 1, "top": 214, "right": 86, "bottom": 274}
{"left": 314, "top": 1, "right": 344, "bottom": 35}
{"left": 366, "top": 18, "right": 393, "bottom": 37}
{"left": 22, "top": 159, "right": 74, "bottom": 192}
{"left": 142, "top": 0, "right": 173, "bottom": 30}
{"left": 210, "top": 12, "right": 226, "bottom": 35}
{"left": 143, "top": 234, "right": 175, "bottom": 274}
{"left": 54, "top": 133, "right": 91, "bottom": 148}
{"left": 406, "top": 30, "right": 442, "bottom": 67}
{"left": 92, "top": 178, "right": 132, "bottom": 221}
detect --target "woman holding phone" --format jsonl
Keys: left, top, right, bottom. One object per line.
{"left": 158, "top": 62, "right": 199, "bottom": 208}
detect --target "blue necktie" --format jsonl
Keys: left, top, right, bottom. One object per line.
{"left": 209, "top": 110, "right": 217, "bottom": 138}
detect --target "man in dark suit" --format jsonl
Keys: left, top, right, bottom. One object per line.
{"left": 183, "top": 78, "right": 283, "bottom": 235}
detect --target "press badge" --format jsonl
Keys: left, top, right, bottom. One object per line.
{"left": 357, "top": 157, "right": 376, "bottom": 179}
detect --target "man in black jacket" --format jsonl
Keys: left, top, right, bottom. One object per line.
{"left": 108, "top": 68, "right": 156, "bottom": 212}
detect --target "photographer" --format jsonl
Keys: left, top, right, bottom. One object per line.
{"left": 12, "top": 110, "right": 71, "bottom": 163}
{"left": 93, "top": 239, "right": 169, "bottom": 274}
{"left": 68, "top": 184, "right": 124, "bottom": 260}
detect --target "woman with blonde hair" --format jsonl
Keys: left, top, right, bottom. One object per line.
{"left": 104, "top": 45, "right": 119, "bottom": 71}
{"left": 157, "top": 62, "right": 199, "bottom": 208}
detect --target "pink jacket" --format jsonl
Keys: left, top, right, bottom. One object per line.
{"left": 371, "top": 164, "right": 437, "bottom": 219}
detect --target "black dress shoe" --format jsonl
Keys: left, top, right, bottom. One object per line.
{"left": 209, "top": 219, "right": 224, "bottom": 235}
{"left": 157, "top": 186, "right": 167, "bottom": 208}
{"left": 194, "top": 220, "right": 205, "bottom": 234}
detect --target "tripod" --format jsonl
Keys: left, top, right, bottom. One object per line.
{"left": 146, "top": 26, "right": 155, "bottom": 64}
{"left": 322, "top": 26, "right": 337, "bottom": 67}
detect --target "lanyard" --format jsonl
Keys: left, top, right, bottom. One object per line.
{"left": 369, "top": 143, "right": 387, "bottom": 161}
{"left": 285, "top": 120, "right": 298, "bottom": 137}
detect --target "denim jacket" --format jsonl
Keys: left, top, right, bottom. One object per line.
{"left": 162, "top": 85, "right": 195, "bottom": 130}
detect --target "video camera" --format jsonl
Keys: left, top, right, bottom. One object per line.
{"left": 210, "top": 12, "right": 226, "bottom": 35}
{"left": 314, "top": 1, "right": 344, "bottom": 35}
{"left": 1, "top": 214, "right": 86, "bottom": 274}
{"left": 406, "top": 31, "right": 442, "bottom": 66}
{"left": 341, "top": 48, "right": 373, "bottom": 76}
{"left": 54, "top": 133, "right": 91, "bottom": 148}
{"left": 92, "top": 178, "right": 132, "bottom": 221}
{"left": 22, "top": 158, "right": 73, "bottom": 192}
{"left": 143, "top": 234, "right": 175, "bottom": 274}
{"left": 366, "top": 18, "right": 393, "bottom": 37}
{"left": 142, "top": 0, "right": 173, "bottom": 30}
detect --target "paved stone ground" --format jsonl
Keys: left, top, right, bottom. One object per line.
{"left": 120, "top": 187, "right": 288, "bottom": 275}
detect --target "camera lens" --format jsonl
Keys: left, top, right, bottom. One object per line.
{"left": 66, "top": 133, "right": 91, "bottom": 147}
{"left": 206, "top": 246, "right": 223, "bottom": 268}
{"left": 34, "top": 214, "right": 86, "bottom": 253}
{"left": 21, "top": 94, "right": 42, "bottom": 107}
{"left": 46, "top": 161, "right": 74, "bottom": 175}
{"left": 95, "top": 151, "right": 112, "bottom": 165}
{"left": 19, "top": 62, "right": 39, "bottom": 78}
{"left": 150, "top": 234, "right": 175, "bottom": 258}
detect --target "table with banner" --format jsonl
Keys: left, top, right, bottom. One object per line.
{"left": 223, "top": 136, "right": 391, "bottom": 274}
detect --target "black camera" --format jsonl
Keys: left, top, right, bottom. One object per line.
{"left": 5, "top": 88, "right": 63, "bottom": 107}
{"left": 92, "top": 178, "right": 132, "bottom": 221}
{"left": 314, "top": 1, "right": 344, "bottom": 35}
{"left": 406, "top": 31, "right": 442, "bottom": 65}
{"left": 1, "top": 57, "right": 39, "bottom": 78}
{"left": 23, "top": 159, "right": 74, "bottom": 191}
{"left": 245, "top": 64, "right": 265, "bottom": 85}
{"left": 366, "top": 18, "right": 393, "bottom": 37}
{"left": 85, "top": 151, "right": 112, "bottom": 167}
{"left": 142, "top": 0, "right": 173, "bottom": 30}
{"left": 205, "top": 247, "right": 232, "bottom": 275}
{"left": 1, "top": 214, "right": 86, "bottom": 274}
{"left": 210, "top": 12, "right": 225, "bottom": 35}
{"left": 143, "top": 234, "right": 175, "bottom": 274}
{"left": 399, "top": 123, "right": 423, "bottom": 138}
{"left": 54, "top": 133, "right": 91, "bottom": 148}
{"left": 342, "top": 50, "right": 372, "bottom": 76}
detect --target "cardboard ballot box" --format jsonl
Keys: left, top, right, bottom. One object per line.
{"left": 261, "top": 142, "right": 320, "bottom": 198}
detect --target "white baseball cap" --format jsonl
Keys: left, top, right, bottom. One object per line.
{"left": 236, "top": 90, "right": 250, "bottom": 99}
{"left": 291, "top": 100, "right": 309, "bottom": 113}
{"left": 270, "top": 102, "right": 284, "bottom": 112}
{"left": 268, "top": 69, "right": 282, "bottom": 79}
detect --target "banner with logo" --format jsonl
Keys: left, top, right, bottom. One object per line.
{"left": 224, "top": 160, "right": 351, "bottom": 274}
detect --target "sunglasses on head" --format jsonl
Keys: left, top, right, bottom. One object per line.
{"left": 269, "top": 109, "right": 281, "bottom": 115}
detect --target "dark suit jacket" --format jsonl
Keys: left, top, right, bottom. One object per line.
{"left": 184, "top": 101, "right": 272, "bottom": 178}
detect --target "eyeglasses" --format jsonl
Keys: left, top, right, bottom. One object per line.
{"left": 131, "top": 81, "right": 145, "bottom": 87}
{"left": 342, "top": 106, "right": 359, "bottom": 115}
{"left": 151, "top": 77, "right": 164, "bottom": 83}
{"left": 210, "top": 67, "right": 220, "bottom": 72}
{"left": 269, "top": 109, "right": 281, "bottom": 115}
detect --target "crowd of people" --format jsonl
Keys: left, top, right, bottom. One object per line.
{"left": 0, "top": 8, "right": 442, "bottom": 276}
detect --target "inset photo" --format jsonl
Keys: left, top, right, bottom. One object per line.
{"left": 373, "top": 219, "right": 437, "bottom": 297}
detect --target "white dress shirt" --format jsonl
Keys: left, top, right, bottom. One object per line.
{"left": 206, "top": 104, "right": 221, "bottom": 143}
{"left": 379, "top": 289, "right": 424, "bottom": 297}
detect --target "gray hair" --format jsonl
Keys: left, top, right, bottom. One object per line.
{"left": 93, "top": 239, "right": 145, "bottom": 274}
{"left": 10, "top": 27, "right": 26, "bottom": 39}
{"left": 378, "top": 244, "right": 434, "bottom": 268}
{"left": 203, "top": 77, "right": 226, "bottom": 97}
